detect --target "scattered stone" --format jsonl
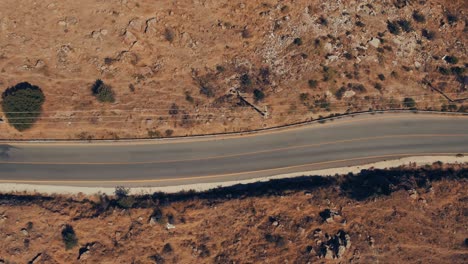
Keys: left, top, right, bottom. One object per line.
{"left": 272, "top": 221, "right": 279, "bottom": 226}
{"left": 149, "top": 216, "right": 158, "bottom": 225}
{"left": 21, "top": 228, "right": 29, "bottom": 236}
{"left": 369, "top": 37, "right": 381, "bottom": 48}
{"left": 313, "top": 228, "right": 322, "bottom": 237}
{"left": 166, "top": 223, "right": 176, "bottom": 230}
{"left": 317, "top": 230, "right": 351, "bottom": 259}
{"left": 368, "top": 236, "right": 375, "bottom": 247}
{"left": 77, "top": 242, "right": 96, "bottom": 260}
{"left": 409, "top": 189, "right": 418, "bottom": 200}
{"left": 319, "top": 209, "right": 340, "bottom": 223}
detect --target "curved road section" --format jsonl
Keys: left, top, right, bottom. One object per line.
{"left": 0, "top": 113, "right": 467, "bottom": 187}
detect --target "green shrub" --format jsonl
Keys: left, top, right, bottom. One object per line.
{"left": 446, "top": 12, "right": 458, "bottom": 25}
{"left": 185, "top": 91, "right": 194, "bottom": 103}
{"left": 215, "top": 65, "right": 225, "bottom": 72}
{"left": 355, "top": 21, "right": 365, "bottom": 27}
{"left": 199, "top": 85, "right": 214, "bottom": 97}
{"left": 240, "top": 74, "right": 252, "bottom": 86}
{"left": 61, "top": 225, "right": 78, "bottom": 250}
{"left": 114, "top": 186, "right": 130, "bottom": 199}
{"left": 387, "top": 21, "right": 401, "bottom": 35}
{"left": 335, "top": 87, "right": 347, "bottom": 100}
{"left": 169, "top": 103, "right": 179, "bottom": 116}
{"left": 293, "top": 37, "right": 303, "bottom": 46}
{"left": 422, "top": 29, "right": 436, "bottom": 40}
{"left": 438, "top": 67, "right": 451, "bottom": 75}
{"left": 164, "top": 27, "right": 175, "bottom": 42}
{"left": 412, "top": 11, "right": 426, "bottom": 23}
{"left": 117, "top": 196, "right": 136, "bottom": 209}
{"left": 308, "top": 79, "right": 318, "bottom": 88}
{"left": 241, "top": 28, "right": 252, "bottom": 39}
{"left": 403, "top": 97, "right": 416, "bottom": 108}
{"left": 91, "top": 79, "right": 115, "bottom": 103}
{"left": 374, "top": 83, "right": 383, "bottom": 90}
{"left": 148, "top": 130, "right": 162, "bottom": 138}
{"left": 450, "top": 66, "right": 465, "bottom": 76}
{"left": 444, "top": 56, "right": 458, "bottom": 64}
{"left": 165, "top": 129, "right": 174, "bottom": 137}
{"left": 253, "top": 89, "right": 265, "bottom": 102}
{"left": 299, "top": 93, "right": 309, "bottom": 102}
{"left": 397, "top": 19, "right": 413, "bottom": 32}
{"left": 317, "top": 16, "right": 328, "bottom": 26}
{"left": 1, "top": 82, "right": 45, "bottom": 131}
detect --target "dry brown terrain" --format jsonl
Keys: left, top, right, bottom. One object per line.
{"left": 0, "top": 0, "right": 467, "bottom": 139}
{"left": 0, "top": 163, "right": 466, "bottom": 263}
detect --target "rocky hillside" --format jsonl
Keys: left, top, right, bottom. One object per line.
{"left": 0, "top": 0, "right": 466, "bottom": 139}
{"left": 0, "top": 163, "right": 466, "bottom": 263}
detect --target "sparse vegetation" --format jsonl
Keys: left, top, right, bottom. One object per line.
{"left": 387, "top": 20, "right": 401, "bottom": 35}
{"left": 1, "top": 82, "right": 45, "bottom": 131}
{"left": 335, "top": 87, "right": 347, "bottom": 100}
{"left": 115, "top": 186, "right": 135, "bottom": 208}
{"left": 61, "top": 225, "right": 78, "bottom": 250}
{"left": 199, "top": 85, "right": 214, "bottom": 98}
{"left": 253, "top": 89, "right": 265, "bottom": 102}
{"left": 169, "top": 103, "right": 179, "bottom": 116}
{"left": 438, "top": 66, "right": 451, "bottom": 75}
{"left": 115, "top": 186, "right": 130, "bottom": 198}
{"left": 397, "top": 19, "right": 413, "bottom": 32}
{"left": 91, "top": 79, "right": 115, "bottom": 103}
{"left": 446, "top": 12, "right": 458, "bottom": 25}
{"left": 299, "top": 93, "right": 309, "bottom": 102}
{"left": 355, "top": 21, "right": 365, "bottom": 27}
{"left": 241, "top": 28, "right": 252, "bottom": 38}
{"left": 164, "top": 27, "right": 175, "bottom": 42}
{"left": 444, "top": 56, "right": 459, "bottom": 64}
{"left": 293, "top": 37, "right": 303, "bottom": 46}
{"left": 412, "top": 11, "right": 426, "bottom": 23}
{"left": 308, "top": 79, "right": 319, "bottom": 88}
{"left": 185, "top": 91, "right": 194, "bottom": 103}
{"left": 240, "top": 74, "right": 252, "bottom": 87}
{"left": 403, "top": 97, "right": 416, "bottom": 108}
{"left": 322, "top": 66, "right": 337, "bottom": 82}
{"left": 422, "top": 29, "right": 436, "bottom": 40}
{"left": 374, "top": 83, "right": 383, "bottom": 91}
{"left": 148, "top": 130, "right": 162, "bottom": 138}
{"left": 165, "top": 129, "right": 174, "bottom": 137}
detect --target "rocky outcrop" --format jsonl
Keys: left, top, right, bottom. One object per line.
{"left": 316, "top": 230, "right": 351, "bottom": 259}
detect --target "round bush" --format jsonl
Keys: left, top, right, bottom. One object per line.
{"left": 1, "top": 82, "right": 45, "bottom": 131}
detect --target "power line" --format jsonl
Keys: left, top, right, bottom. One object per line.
{"left": 1, "top": 98, "right": 461, "bottom": 120}
{"left": 0, "top": 93, "right": 465, "bottom": 115}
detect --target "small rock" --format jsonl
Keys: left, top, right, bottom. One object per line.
{"left": 149, "top": 216, "right": 158, "bottom": 225}
{"left": 272, "top": 221, "right": 279, "bottom": 226}
{"left": 166, "top": 223, "right": 175, "bottom": 230}
{"left": 368, "top": 236, "right": 375, "bottom": 247}
{"left": 337, "top": 245, "right": 346, "bottom": 258}
{"left": 21, "top": 228, "right": 29, "bottom": 236}
{"left": 324, "top": 246, "right": 334, "bottom": 259}
{"left": 369, "top": 37, "right": 380, "bottom": 48}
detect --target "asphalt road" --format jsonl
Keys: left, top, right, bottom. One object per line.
{"left": 0, "top": 113, "right": 467, "bottom": 187}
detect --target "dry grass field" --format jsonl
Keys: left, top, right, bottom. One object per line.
{"left": 0, "top": 0, "right": 466, "bottom": 139}
{"left": 0, "top": 163, "right": 466, "bottom": 263}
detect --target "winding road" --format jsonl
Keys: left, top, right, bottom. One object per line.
{"left": 0, "top": 112, "right": 467, "bottom": 187}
